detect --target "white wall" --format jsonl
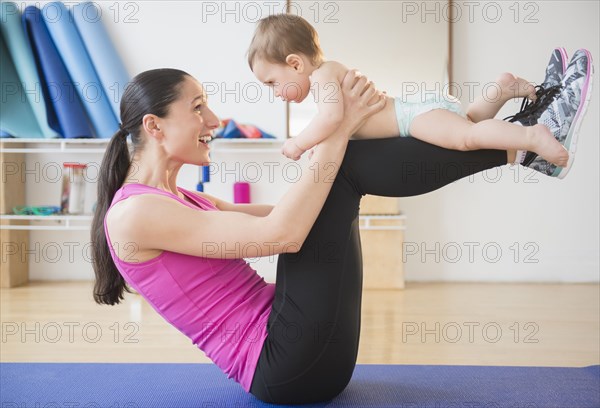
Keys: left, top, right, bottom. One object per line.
{"left": 400, "top": 0, "right": 599, "bottom": 282}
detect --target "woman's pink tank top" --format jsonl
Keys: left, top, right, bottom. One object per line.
{"left": 103, "top": 183, "right": 275, "bottom": 391}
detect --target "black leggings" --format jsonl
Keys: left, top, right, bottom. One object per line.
{"left": 249, "top": 137, "right": 506, "bottom": 404}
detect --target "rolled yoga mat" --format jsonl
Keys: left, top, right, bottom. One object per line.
{"left": 22, "top": 6, "right": 95, "bottom": 139}
{"left": 41, "top": 1, "right": 119, "bottom": 138}
{"left": 1, "top": 363, "right": 598, "bottom": 407}
{"left": 0, "top": 2, "right": 57, "bottom": 138}
{"left": 0, "top": 28, "right": 43, "bottom": 138}
{"left": 71, "top": 2, "right": 130, "bottom": 121}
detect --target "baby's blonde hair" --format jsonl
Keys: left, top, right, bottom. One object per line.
{"left": 247, "top": 14, "right": 324, "bottom": 70}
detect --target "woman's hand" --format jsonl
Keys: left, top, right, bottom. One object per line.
{"left": 341, "top": 70, "right": 387, "bottom": 135}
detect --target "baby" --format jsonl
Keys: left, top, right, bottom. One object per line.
{"left": 247, "top": 14, "right": 570, "bottom": 172}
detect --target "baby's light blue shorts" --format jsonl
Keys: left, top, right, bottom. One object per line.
{"left": 394, "top": 94, "right": 466, "bottom": 137}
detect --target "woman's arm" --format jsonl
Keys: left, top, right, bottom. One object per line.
{"left": 116, "top": 72, "right": 384, "bottom": 260}
{"left": 190, "top": 190, "right": 274, "bottom": 216}
{"left": 216, "top": 203, "right": 273, "bottom": 217}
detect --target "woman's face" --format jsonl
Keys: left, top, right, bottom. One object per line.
{"left": 158, "top": 76, "right": 220, "bottom": 166}
{"left": 252, "top": 58, "right": 311, "bottom": 103}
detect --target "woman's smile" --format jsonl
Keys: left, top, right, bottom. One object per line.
{"left": 197, "top": 137, "right": 211, "bottom": 149}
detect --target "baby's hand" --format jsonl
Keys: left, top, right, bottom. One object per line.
{"left": 282, "top": 138, "right": 306, "bottom": 161}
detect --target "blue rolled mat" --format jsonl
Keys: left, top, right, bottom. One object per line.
{"left": 22, "top": 6, "right": 95, "bottom": 139}
{"left": 0, "top": 2, "right": 57, "bottom": 138}
{"left": 0, "top": 28, "right": 45, "bottom": 138}
{"left": 71, "top": 2, "right": 130, "bottom": 121}
{"left": 1, "top": 363, "right": 598, "bottom": 407}
{"left": 41, "top": 1, "right": 118, "bottom": 138}
{"left": 216, "top": 119, "right": 277, "bottom": 139}
{"left": 221, "top": 119, "right": 244, "bottom": 138}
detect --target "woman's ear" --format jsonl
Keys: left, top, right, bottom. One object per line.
{"left": 285, "top": 54, "right": 304, "bottom": 73}
{"left": 142, "top": 114, "right": 163, "bottom": 139}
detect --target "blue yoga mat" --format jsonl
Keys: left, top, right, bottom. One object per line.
{"left": 71, "top": 2, "right": 130, "bottom": 121}
{"left": 41, "top": 1, "right": 118, "bottom": 138}
{"left": 1, "top": 363, "right": 598, "bottom": 407}
{"left": 0, "top": 2, "right": 57, "bottom": 138}
{"left": 22, "top": 6, "right": 95, "bottom": 139}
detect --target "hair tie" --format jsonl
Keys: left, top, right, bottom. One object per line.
{"left": 118, "top": 123, "right": 128, "bottom": 134}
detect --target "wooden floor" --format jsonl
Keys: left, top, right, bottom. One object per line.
{"left": 1, "top": 281, "right": 598, "bottom": 367}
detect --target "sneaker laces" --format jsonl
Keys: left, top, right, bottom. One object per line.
{"left": 503, "top": 84, "right": 562, "bottom": 125}
{"left": 504, "top": 84, "right": 562, "bottom": 167}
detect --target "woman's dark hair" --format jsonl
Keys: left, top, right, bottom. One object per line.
{"left": 91, "top": 68, "right": 191, "bottom": 305}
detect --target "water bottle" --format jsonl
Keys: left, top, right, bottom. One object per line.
{"left": 61, "top": 162, "right": 87, "bottom": 214}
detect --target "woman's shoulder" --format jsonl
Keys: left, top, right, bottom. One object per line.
{"left": 106, "top": 185, "right": 217, "bottom": 229}
{"left": 104, "top": 186, "right": 191, "bottom": 256}
{"left": 106, "top": 185, "right": 178, "bottom": 227}
{"left": 104, "top": 190, "right": 176, "bottom": 263}
{"left": 106, "top": 189, "right": 163, "bottom": 227}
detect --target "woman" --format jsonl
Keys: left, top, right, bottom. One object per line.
{"left": 91, "top": 68, "right": 548, "bottom": 405}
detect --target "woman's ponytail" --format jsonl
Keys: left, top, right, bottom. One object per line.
{"left": 91, "top": 126, "right": 134, "bottom": 305}
{"left": 90, "top": 68, "right": 191, "bottom": 305}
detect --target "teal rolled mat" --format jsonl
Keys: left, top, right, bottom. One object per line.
{"left": 0, "top": 2, "right": 57, "bottom": 138}
{"left": 0, "top": 29, "right": 45, "bottom": 138}
{"left": 41, "top": 1, "right": 118, "bottom": 138}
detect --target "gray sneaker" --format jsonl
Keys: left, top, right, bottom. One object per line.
{"left": 530, "top": 49, "right": 594, "bottom": 178}
{"left": 504, "top": 48, "right": 567, "bottom": 168}
{"left": 542, "top": 47, "right": 569, "bottom": 88}
{"left": 505, "top": 48, "right": 567, "bottom": 132}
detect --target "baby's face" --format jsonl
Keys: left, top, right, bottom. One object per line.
{"left": 252, "top": 58, "right": 311, "bottom": 103}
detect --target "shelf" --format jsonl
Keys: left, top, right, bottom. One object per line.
{"left": 0, "top": 138, "right": 110, "bottom": 144}
{"left": 358, "top": 214, "right": 406, "bottom": 231}
{"left": 0, "top": 214, "right": 404, "bottom": 232}
{"left": 0, "top": 138, "right": 111, "bottom": 153}
{"left": 0, "top": 137, "right": 285, "bottom": 154}
{"left": 0, "top": 214, "right": 93, "bottom": 231}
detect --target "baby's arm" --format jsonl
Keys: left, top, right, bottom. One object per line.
{"left": 285, "top": 64, "right": 345, "bottom": 159}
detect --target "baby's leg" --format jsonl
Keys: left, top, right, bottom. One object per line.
{"left": 466, "top": 73, "right": 536, "bottom": 123}
{"left": 409, "top": 109, "right": 569, "bottom": 167}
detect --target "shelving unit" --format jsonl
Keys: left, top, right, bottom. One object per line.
{"left": 0, "top": 213, "right": 404, "bottom": 232}
{"left": 0, "top": 136, "right": 284, "bottom": 153}
{"left": 0, "top": 137, "right": 285, "bottom": 231}
{"left": 0, "top": 215, "right": 93, "bottom": 231}
{"left": 1, "top": 138, "right": 405, "bottom": 288}
{"left": 359, "top": 214, "right": 406, "bottom": 231}
{"left": 0, "top": 137, "right": 110, "bottom": 153}
{"left": 0, "top": 138, "right": 405, "bottom": 232}
{"left": 1, "top": 138, "right": 106, "bottom": 236}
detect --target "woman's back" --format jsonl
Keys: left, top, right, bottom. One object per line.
{"left": 103, "top": 183, "right": 275, "bottom": 391}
